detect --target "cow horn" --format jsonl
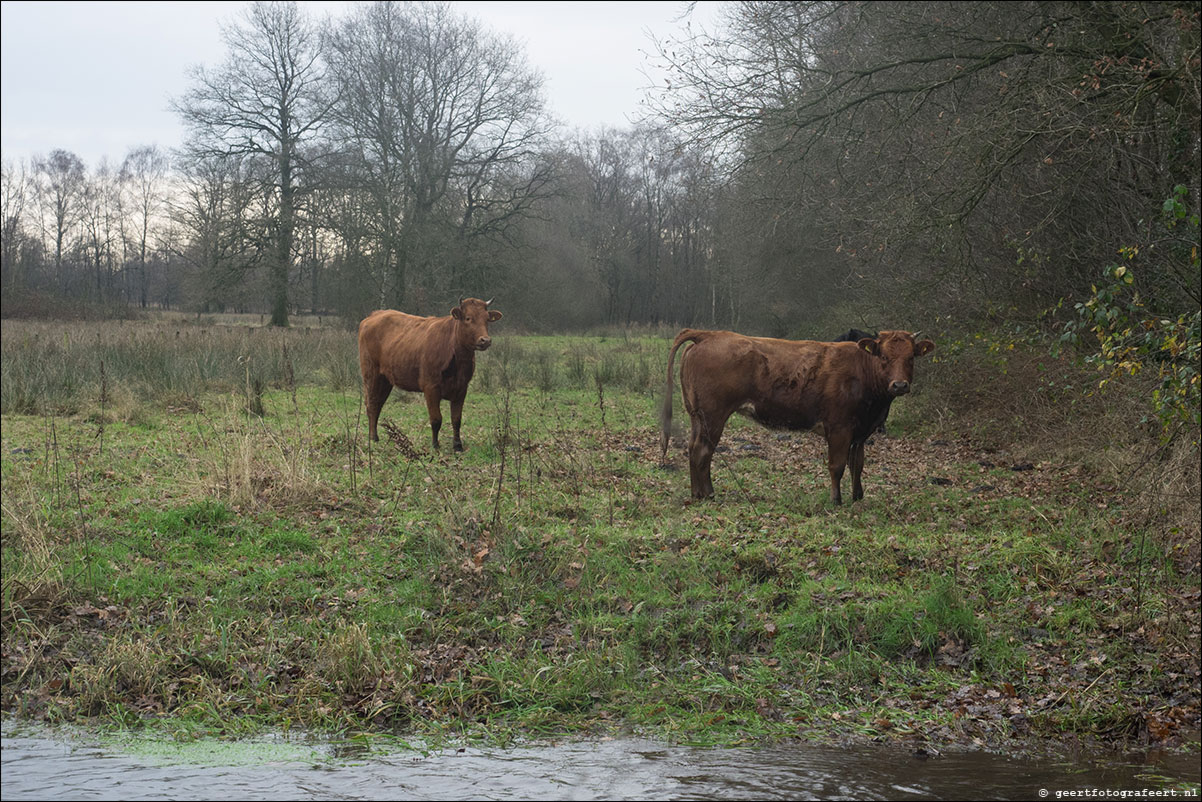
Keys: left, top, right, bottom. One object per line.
{"left": 458, "top": 297, "right": 464, "bottom": 308}
{"left": 484, "top": 298, "right": 493, "bottom": 307}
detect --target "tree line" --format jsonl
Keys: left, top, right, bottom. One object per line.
{"left": 2, "top": 1, "right": 1197, "bottom": 337}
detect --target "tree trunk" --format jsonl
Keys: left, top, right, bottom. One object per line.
{"left": 272, "top": 152, "right": 293, "bottom": 327}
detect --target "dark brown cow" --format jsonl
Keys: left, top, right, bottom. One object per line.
{"left": 661, "top": 329, "right": 935, "bottom": 503}
{"left": 359, "top": 298, "right": 502, "bottom": 452}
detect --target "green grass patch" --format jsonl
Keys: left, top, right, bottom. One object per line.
{"left": 1, "top": 319, "right": 1196, "bottom": 753}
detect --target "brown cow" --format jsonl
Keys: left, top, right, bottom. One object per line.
{"left": 661, "top": 329, "right": 935, "bottom": 503}
{"left": 359, "top": 298, "right": 502, "bottom": 452}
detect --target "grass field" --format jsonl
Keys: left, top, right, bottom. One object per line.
{"left": 1, "top": 317, "right": 1198, "bottom": 751}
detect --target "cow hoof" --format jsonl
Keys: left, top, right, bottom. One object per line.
{"left": 453, "top": 443, "right": 464, "bottom": 453}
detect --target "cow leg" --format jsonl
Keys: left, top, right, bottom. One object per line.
{"left": 424, "top": 388, "right": 443, "bottom": 451}
{"left": 364, "top": 374, "right": 392, "bottom": 442}
{"left": 849, "top": 440, "right": 866, "bottom": 502}
{"left": 825, "top": 428, "right": 853, "bottom": 505}
{"left": 449, "top": 395, "right": 466, "bottom": 452}
{"left": 687, "top": 415, "right": 709, "bottom": 498}
{"left": 688, "top": 413, "right": 727, "bottom": 499}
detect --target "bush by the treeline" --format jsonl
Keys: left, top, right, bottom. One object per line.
{"left": 0, "top": 290, "right": 144, "bottom": 322}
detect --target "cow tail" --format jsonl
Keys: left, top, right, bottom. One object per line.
{"left": 660, "top": 330, "right": 702, "bottom": 459}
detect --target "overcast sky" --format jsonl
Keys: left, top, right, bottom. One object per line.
{"left": 1, "top": 0, "right": 720, "bottom": 168}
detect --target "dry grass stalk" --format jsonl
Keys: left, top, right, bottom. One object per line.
{"left": 381, "top": 419, "right": 422, "bottom": 461}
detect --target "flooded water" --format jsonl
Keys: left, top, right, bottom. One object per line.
{"left": 2, "top": 721, "right": 1198, "bottom": 801}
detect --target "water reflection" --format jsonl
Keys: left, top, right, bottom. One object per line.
{"left": 2, "top": 722, "right": 1197, "bottom": 801}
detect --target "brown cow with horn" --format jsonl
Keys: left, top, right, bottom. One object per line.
{"left": 661, "top": 328, "right": 935, "bottom": 503}
{"left": 359, "top": 298, "right": 502, "bottom": 452}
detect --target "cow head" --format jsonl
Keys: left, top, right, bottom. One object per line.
{"left": 857, "top": 330, "right": 935, "bottom": 396}
{"left": 451, "top": 297, "right": 503, "bottom": 350}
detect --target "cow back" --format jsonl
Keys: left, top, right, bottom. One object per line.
{"left": 359, "top": 310, "right": 458, "bottom": 393}
{"left": 681, "top": 332, "right": 895, "bottom": 434}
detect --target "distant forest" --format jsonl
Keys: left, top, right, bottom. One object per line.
{"left": 2, "top": 1, "right": 1198, "bottom": 335}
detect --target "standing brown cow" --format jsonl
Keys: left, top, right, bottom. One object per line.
{"left": 359, "top": 298, "right": 502, "bottom": 452}
{"left": 661, "top": 329, "right": 935, "bottom": 503}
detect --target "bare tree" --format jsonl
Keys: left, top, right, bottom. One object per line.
{"left": 170, "top": 152, "right": 265, "bottom": 313}
{"left": 34, "top": 149, "right": 86, "bottom": 291}
{"left": 174, "top": 1, "right": 334, "bottom": 326}
{"left": 570, "top": 131, "right": 639, "bottom": 323}
{"left": 324, "top": 1, "right": 553, "bottom": 309}
{"left": 120, "top": 146, "right": 170, "bottom": 309}
{"left": 79, "top": 160, "right": 124, "bottom": 301}
{"left": 548, "top": 126, "right": 727, "bottom": 328}
{"left": 651, "top": 1, "right": 1201, "bottom": 321}
{"left": 1, "top": 159, "right": 33, "bottom": 294}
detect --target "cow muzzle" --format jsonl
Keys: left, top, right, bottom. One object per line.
{"left": 476, "top": 337, "right": 492, "bottom": 350}
{"left": 889, "top": 380, "right": 910, "bottom": 396}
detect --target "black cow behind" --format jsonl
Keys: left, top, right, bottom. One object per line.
{"left": 832, "top": 328, "right": 878, "bottom": 343}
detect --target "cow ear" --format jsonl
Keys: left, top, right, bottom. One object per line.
{"left": 488, "top": 310, "right": 503, "bottom": 322}
{"left": 858, "top": 337, "right": 880, "bottom": 356}
{"left": 915, "top": 339, "right": 935, "bottom": 357}
{"left": 451, "top": 306, "right": 464, "bottom": 320}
